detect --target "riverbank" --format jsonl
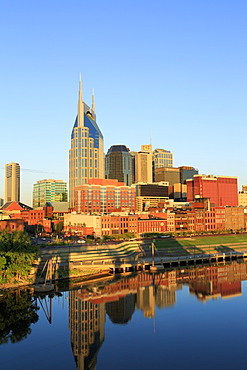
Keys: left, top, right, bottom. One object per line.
{"left": 3, "top": 234, "right": 247, "bottom": 291}
{"left": 0, "top": 266, "right": 107, "bottom": 291}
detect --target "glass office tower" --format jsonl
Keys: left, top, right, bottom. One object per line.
{"left": 105, "top": 145, "right": 133, "bottom": 186}
{"left": 69, "top": 79, "right": 104, "bottom": 208}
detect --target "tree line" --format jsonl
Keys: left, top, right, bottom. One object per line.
{"left": 0, "top": 230, "right": 38, "bottom": 284}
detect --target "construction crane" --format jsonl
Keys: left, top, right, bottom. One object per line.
{"left": 21, "top": 168, "right": 55, "bottom": 174}
{"left": 0, "top": 166, "right": 54, "bottom": 175}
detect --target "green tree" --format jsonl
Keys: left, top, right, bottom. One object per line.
{"left": 0, "top": 289, "right": 39, "bottom": 344}
{"left": 0, "top": 229, "right": 33, "bottom": 253}
{"left": 0, "top": 230, "right": 38, "bottom": 283}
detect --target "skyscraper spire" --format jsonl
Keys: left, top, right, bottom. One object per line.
{"left": 79, "top": 73, "right": 83, "bottom": 101}
{"left": 92, "top": 88, "right": 96, "bottom": 114}
{"left": 78, "top": 74, "right": 84, "bottom": 127}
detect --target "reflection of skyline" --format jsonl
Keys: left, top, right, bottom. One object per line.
{"left": 69, "top": 290, "right": 105, "bottom": 370}
{"left": 68, "top": 261, "right": 247, "bottom": 369}
{"left": 137, "top": 285, "right": 155, "bottom": 318}
{"left": 106, "top": 294, "right": 136, "bottom": 324}
{"left": 177, "top": 262, "right": 247, "bottom": 301}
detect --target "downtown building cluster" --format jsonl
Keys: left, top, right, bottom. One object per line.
{"left": 1, "top": 79, "right": 247, "bottom": 236}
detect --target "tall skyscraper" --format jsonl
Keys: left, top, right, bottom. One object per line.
{"left": 5, "top": 162, "right": 20, "bottom": 202}
{"left": 69, "top": 79, "right": 104, "bottom": 208}
{"left": 153, "top": 148, "right": 173, "bottom": 169}
{"left": 131, "top": 144, "right": 152, "bottom": 184}
{"left": 105, "top": 145, "right": 133, "bottom": 185}
{"left": 33, "top": 179, "right": 68, "bottom": 208}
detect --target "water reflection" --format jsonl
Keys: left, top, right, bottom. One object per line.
{"left": 106, "top": 294, "right": 136, "bottom": 324}
{"left": 68, "top": 261, "right": 247, "bottom": 368}
{"left": 178, "top": 262, "right": 246, "bottom": 301}
{"left": 1, "top": 260, "right": 247, "bottom": 369}
{"left": 0, "top": 288, "right": 39, "bottom": 344}
{"left": 69, "top": 290, "right": 105, "bottom": 369}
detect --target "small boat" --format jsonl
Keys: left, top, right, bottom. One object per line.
{"left": 34, "top": 258, "right": 54, "bottom": 293}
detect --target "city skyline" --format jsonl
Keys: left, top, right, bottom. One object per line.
{"left": 1, "top": 1, "right": 247, "bottom": 205}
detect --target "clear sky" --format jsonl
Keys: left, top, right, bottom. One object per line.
{"left": 1, "top": 1, "right": 247, "bottom": 206}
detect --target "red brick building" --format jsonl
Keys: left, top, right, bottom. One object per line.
{"left": 19, "top": 210, "right": 45, "bottom": 224}
{"left": 101, "top": 215, "right": 138, "bottom": 236}
{"left": 0, "top": 219, "right": 24, "bottom": 232}
{"left": 187, "top": 175, "right": 238, "bottom": 206}
{"left": 0, "top": 202, "right": 53, "bottom": 233}
{"left": 138, "top": 218, "right": 167, "bottom": 234}
{"left": 74, "top": 179, "right": 136, "bottom": 214}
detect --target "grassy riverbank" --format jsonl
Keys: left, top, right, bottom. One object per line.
{"left": 0, "top": 267, "right": 106, "bottom": 291}
{"left": 154, "top": 234, "right": 247, "bottom": 255}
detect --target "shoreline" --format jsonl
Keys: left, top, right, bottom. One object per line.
{"left": 0, "top": 267, "right": 107, "bottom": 292}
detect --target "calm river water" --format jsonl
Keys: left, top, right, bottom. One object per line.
{"left": 1, "top": 261, "right": 247, "bottom": 370}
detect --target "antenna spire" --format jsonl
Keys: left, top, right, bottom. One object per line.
{"left": 79, "top": 73, "right": 82, "bottom": 102}
{"left": 92, "top": 88, "right": 96, "bottom": 113}
{"left": 78, "top": 74, "right": 84, "bottom": 127}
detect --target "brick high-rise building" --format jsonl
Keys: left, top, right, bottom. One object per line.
{"left": 74, "top": 179, "right": 136, "bottom": 214}
{"left": 187, "top": 175, "right": 238, "bottom": 206}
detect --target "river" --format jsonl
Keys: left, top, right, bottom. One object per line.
{"left": 1, "top": 260, "right": 247, "bottom": 369}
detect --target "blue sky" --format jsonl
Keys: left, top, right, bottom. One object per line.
{"left": 1, "top": 1, "right": 247, "bottom": 205}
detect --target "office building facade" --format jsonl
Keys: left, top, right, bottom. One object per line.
{"left": 5, "top": 162, "right": 20, "bottom": 202}
{"left": 69, "top": 79, "right": 104, "bottom": 208}
{"left": 179, "top": 166, "right": 198, "bottom": 184}
{"left": 153, "top": 148, "right": 173, "bottom": 169}
{"left": 155, "top": 166, "right": 180, "bottom": 185}
{"left": 135, "top": 182, "right": 169, "bottom": 212}
{"left": 132, "top": 145, "right": 152, "bottom": 183}
{"left": 155, "top": 166, "right": 198, "bottom": 187}
{"left": 33, "top": 179, "right": 68, "bottom": 208}
{"left": 187, "top": 175, "right": 238, "bottom": 206}
{"left": 74, "top": 179, "right": 136, "bottom": 214}
{"left": 105, "top": 145, "right": 133, "bottom": 185}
